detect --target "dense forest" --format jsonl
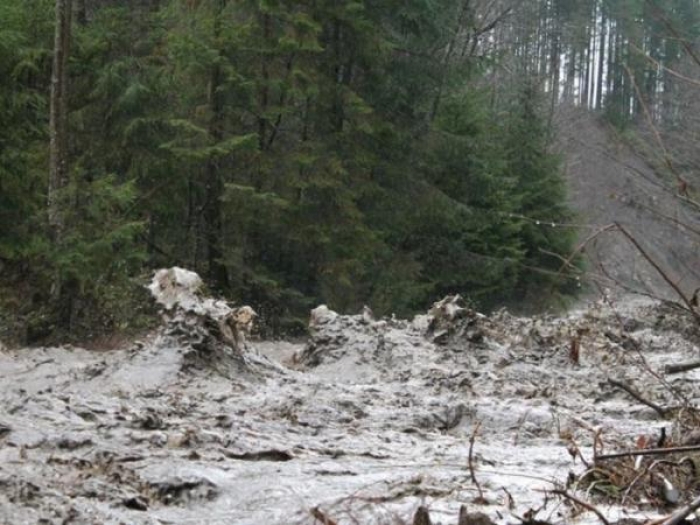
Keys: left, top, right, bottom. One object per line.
{"left": 1, "top": 0, "right": 698, "bottom": 341}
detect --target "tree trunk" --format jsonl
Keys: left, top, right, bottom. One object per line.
{"left": 430, "top": 0, "right": 471, "bottom": 122}
{"left": 257, "top": 12, "right": 270, "bottom": 151}
{"left": 204, "top": 0, "right": 228, "bottom": 290}
{"left": 595, "top": 4, "right": 606, "bottom": 110}
{"left": 48, "top": 0, "right": 73, "bottom": 245}
{"left": 48, "top": 0, "right": 75, "bottom": 327}
{"left": 75, "top": 0, "right": 86, "bottom": 25}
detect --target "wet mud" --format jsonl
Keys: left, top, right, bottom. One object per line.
{"left": 3, "top": 287, "right": 700, "bottom": 524}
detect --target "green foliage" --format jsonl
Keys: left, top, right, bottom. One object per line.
{"left": 0, "top": 0, "right": 52, "bottom": 262}
{"left": 501, "top": 80, "right": 581, "bottom": 303}
{"left": 1, "top": 0, "right": 584, "bottom": 341}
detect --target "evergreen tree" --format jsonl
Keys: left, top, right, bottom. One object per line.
{"left": 0, "top": 0, "right": 52, "bottom": 267}
{"left": 503, "top": 80, "right": 579, "bottom": 302}
{"left": 0, "top": 0, "right": 588, "bottom": 340}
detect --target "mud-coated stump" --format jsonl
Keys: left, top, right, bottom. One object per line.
{"left": 413, "top": 506, "right": 432, "bottom": 525}
{"left": 458, "top": 505, "right": 496, "bottom": 525}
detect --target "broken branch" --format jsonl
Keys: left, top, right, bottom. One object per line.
{"left": 607, "top": 378, "right": 668, "bottom": 417}
{"left": 468, "top": 420, "right": 486, "bottom": 502}
{"left": 552, "top": 489, "right": 610, "bottom": 525}
{"left": 596, "top": 444, "right": 700, "bottom": 461}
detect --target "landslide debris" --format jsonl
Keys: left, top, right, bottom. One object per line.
{"left": 148, "top": 266, "right": 276, "bottom": 379}
{"left": 3, "top": 273, "right": 700, "bottom": 524}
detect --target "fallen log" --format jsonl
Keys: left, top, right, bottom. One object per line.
{"left": 664, "top": 360, "right": 700, "bottom": 375}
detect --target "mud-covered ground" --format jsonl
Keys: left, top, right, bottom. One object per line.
{"left": 2, "top": 292, "right": 700, "bottom": 525}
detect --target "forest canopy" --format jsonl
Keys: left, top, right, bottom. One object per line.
{"left": 3, "top": 0, "right": 695, "bottom": 341}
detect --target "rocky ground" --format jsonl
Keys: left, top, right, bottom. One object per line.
{"left": 2, "top": 272, "right": 700, "bottom": 525}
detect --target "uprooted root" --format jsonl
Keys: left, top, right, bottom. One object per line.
{"left": 578, "top": 451, "right": 700, "bottom": 508}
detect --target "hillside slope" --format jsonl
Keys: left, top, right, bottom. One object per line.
{"left": 557, "top": 107, "right": 700, "bottom": 302}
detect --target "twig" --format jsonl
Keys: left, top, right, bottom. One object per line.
{"left": 501, "top": 486, "right": 515, "bottom": 510}
{"left": 615, "top": 223, "right": 700, "bottom": 323}
{"left": 468, "top": 420, "right": 485, "bottom": 502}
{"left": 631, "top": 42, "right": 700, "bottom": 88}
{"left": 594, "top": 427, "right": 604, "bottom": 460}
{"left": 596, "top": 444, "right": 700, "bottom": 461}
{"left": 552, "top": 489, "right": 610, "bottom": 525}
{"left": 607, "top": 378, "right": 668, "bottom": 417}
{"left": 621, "top": 62, "right": 700, "bottom": 211}
{"left": 544, "top": 223, "right": 616, "bottom": 287}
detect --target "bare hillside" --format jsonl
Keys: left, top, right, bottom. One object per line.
{"left": 557, "top": 107, "right": 700, "bottom": 302}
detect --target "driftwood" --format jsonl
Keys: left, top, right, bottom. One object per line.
{"left": 664, "top": 360, "right": 700, "bottom": 375}
{"left": 469, "top": 421, "right": 487, "bottom": 503}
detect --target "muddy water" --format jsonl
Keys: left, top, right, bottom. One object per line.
{"left": 1, "top": 298, "right": 699, "bottom": 525}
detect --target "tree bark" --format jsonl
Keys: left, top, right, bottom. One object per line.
{"left": 257, "top": 12, "right": 270, "bottom": 150}
{"left": 204, "top": 0, "right": 228, "bottom": 290}
{"left": 430, "top": 0, "right": 471, "bottom": 122}
{"left": 595, "top": 3, "right": 606, "bottom": 110}
{"left": 48, "top": 0, "right": 75, "bottom": 328}
{"left": 48, "top": 0, "right": 73, "bottom": 245}
{"left": 75, "top": 0, "right": 86, "bottom": 25}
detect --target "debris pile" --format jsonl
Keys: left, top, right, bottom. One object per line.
{"left": 3, "top": 275, "right": 700, "bottom": 524}
{"left": 422, "top": 294, "right": 487, "bottom": 345}
{"left": 577, "top": 404, "right": 700, "bottom": 510}
{"left": 148, "top": 267, "right": 270, "bottom": 378}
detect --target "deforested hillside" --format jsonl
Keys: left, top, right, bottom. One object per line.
{"left": 556, "top": 105, "right": 700, "bottom": 303}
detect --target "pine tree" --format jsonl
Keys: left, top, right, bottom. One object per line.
{"left": 503, "top": 80, "right": 579, "bottom": 302}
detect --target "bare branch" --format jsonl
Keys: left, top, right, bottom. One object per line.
{"left": 551, "top": 489, "right": 610, "bottom": 525}
{"left": 607, "top": 378, "right": 668, "bottom": 417}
